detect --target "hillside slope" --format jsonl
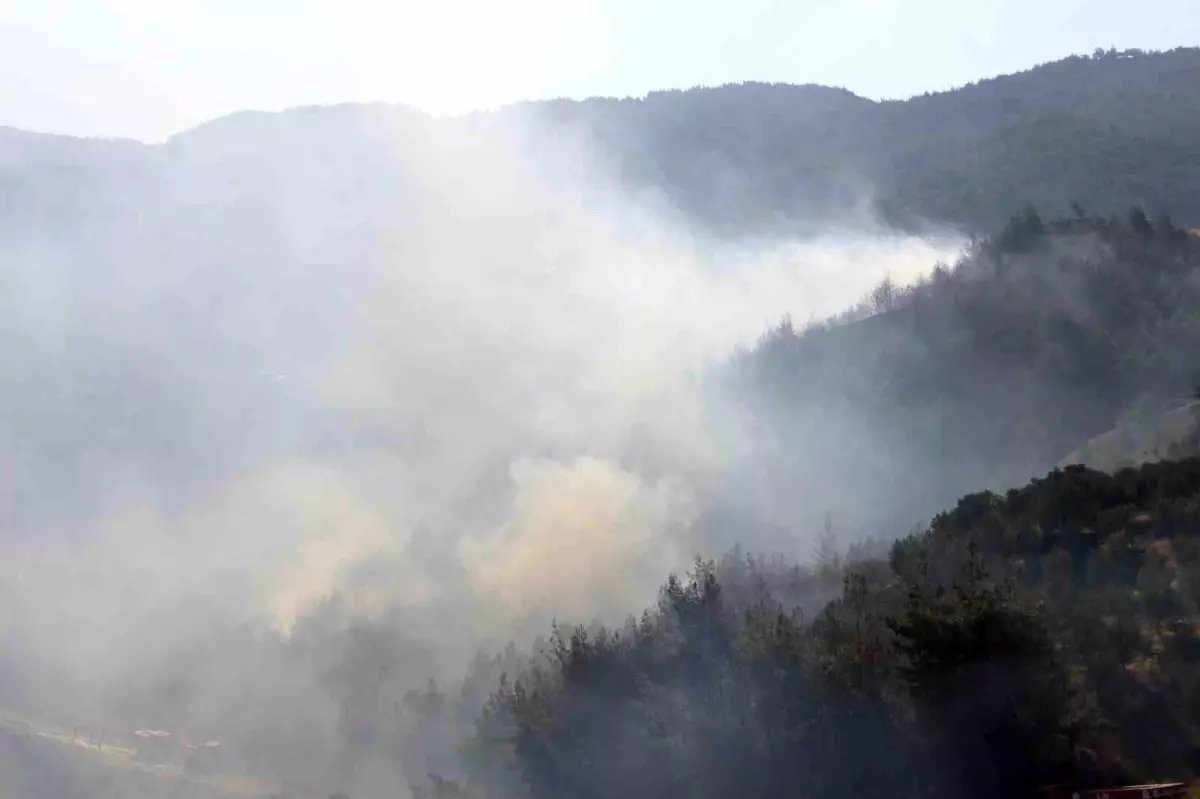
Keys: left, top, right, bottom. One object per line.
{"left": 1, "top": 48, "right": 1198, "bottom": 236}
{"left": 400, "top": 457, "right": 1200, "bottom": 799}
{"left": 510, "top": 47, "right": 1200, "bottom": 233}
{"left": 1060, "top": 401, "right": 1200, "bottom": 472}
{"left": 720, "top": 211, "right": 1200, "bottom": 544}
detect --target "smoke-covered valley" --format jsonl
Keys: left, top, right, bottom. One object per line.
{"left": 8, "top": 47, "right": 1200, "bottom": 798}
{"left": 0, "top": 101, "right": 962, "bottom": 793}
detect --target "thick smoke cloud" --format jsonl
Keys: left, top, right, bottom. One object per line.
{"left": 0, "top": 103, "right": 960, "bottom": 792}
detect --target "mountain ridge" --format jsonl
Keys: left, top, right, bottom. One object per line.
{"left": 2, "top": 47, "right": 1198, "bottom": 235}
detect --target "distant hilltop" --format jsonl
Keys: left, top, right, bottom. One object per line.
{"left": 1, "top": 48, "right": 1199, "bottom": 237}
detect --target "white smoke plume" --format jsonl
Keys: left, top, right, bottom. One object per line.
{"left": 0, "top": 103, "right": 961, "bottom": 792}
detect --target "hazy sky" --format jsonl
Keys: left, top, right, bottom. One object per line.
{"left": 0, "top": 0, "right": 1196, "bottom": 141}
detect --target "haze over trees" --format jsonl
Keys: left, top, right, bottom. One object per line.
{"left": 3, "top": 47, "right": 1200, "bottom": 799}
{"left": 420, "top": 456, "right": 1200, "bottom": 799}
{"left": 394, "top": 208, "right": 1200, "bottom": 799}
{"left": 722, "top": 206, "right": 1200, "bottom": 542}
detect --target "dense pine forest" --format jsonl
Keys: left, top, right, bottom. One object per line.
{"left": 394, "top": 456, "right": 1200, "bottom": 799}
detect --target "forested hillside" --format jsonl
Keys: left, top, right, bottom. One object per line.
{"left": 712, "top": 208, "right": 1200, "bottom": 545}
{"left": 516, "top": 47, "right": 1200, "bottom": 233}
{"left": 2, "top": 48, "right": 1199, "bottom": 238}
{"left": 402, "top": 457, "right": 1200, "bottom": 799}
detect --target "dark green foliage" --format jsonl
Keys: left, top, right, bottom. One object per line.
{"left": 888, "top": 577, "right": 1079, "bottom": 797}
{"left": 999, "top": 204, "right": 1046, "bottom": 252}
{"left": 433, "top": 459, "right": 1200, "bottom": 799}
